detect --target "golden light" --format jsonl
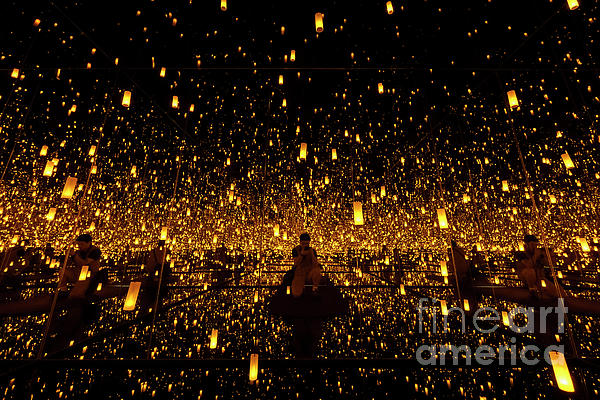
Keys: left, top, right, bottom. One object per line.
{"left": 378, "top": 83, "right": 384, "bottom": 94}
{"left": 502, "top": 180, "right": 509, "bottom": 191}
{"left": 33, "top": 18, "right": 41, "bottom": 27}
{"left": 332, "top": 148, "right": 337, "bottom": 160}
{"left": 315, "top": 12, "right": 324, "bottom": 33}
{"left": 122, "top": 90, "right": 131, "bottom": 107}
{"left": 43, "top": 161, "right": 54, "bottom": 177}
{"left": 437, "top": 208, "right": 449, "bottom": 229}
{"left": 160, "top": 227, "right": 168, "bottom": 240}
{"left": 210, "top": 329, "right": 218, "bottom": 349}
{"left": 400, "top": 284, "right": 406, "bottom": 295}
{"left": 290, "top": 50, "right": 296, "bottom": 61}
{"left": 172, "top": 96, "right": 179, "bottom": 108}
{"left": 299, "top": 143, "right": 307, "bottom": 160}
{"left": 46, "top": 208, "right": 56, "bottom": 221}
{"left": 463, "top": 299, "right": 470, "bottom": 312}
{"left": 123, "top": 281, "right": 142, "bottom": 311}
{"left": 579, "top": 238, "right": 590, "bottom": 252}
{"left": 278, "top": 75, "right": 284, "bottom": 85}
{"left": 567, "top": 0, "right": 579, "bottom": 10}
{"left": 11, "top": 69, "right": 19, "bottom": 79}
{"left": 160, "top": 67, "right": 166, "bottom": 77}
{"left": 549, "top": 351, "right": 575, "bottom": 392}
{"left": 440, "top": 261, "right": 448, "bottom": 277}
{"left": 40, "top": 145, "right": 48, "bottom": 156}
{"left": 78, "top": 265, "right": 89, "bottom": 281}
{"left": 507, "top": 90, "right": 519, "bottom": 109}
{"left": 380, "top": 185, "right": 386, "bottom": 197}
{"left": 502, "top": 311, "right": 509, "bottom": 326}
{"left": 386, "top": 1, "right": 394, "bottom": 14}
{"left": 89, "top": 145, "right": 96, "bottom": 156}
{"left": 561, "top": 152, "right": 575, "bottom": 169}
{"left": 273, "top": 224, "right": 280, "bottom": 237}
{"left": 353, "top": 202, "right": 364, "bottom": 225}
{"left": 249, "top": 354, "right": 259, "bottom": 381}
{"left": 221, "top": 0, "right": 227, "bottom": 11}
{"left": 440, "top": 300, "right": 448, "bottom": 316}
{"left": 61, "top": 177, "right": 78, "bottom": 199}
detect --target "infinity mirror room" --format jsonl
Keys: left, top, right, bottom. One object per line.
{"left": 0, "top": 0, "right": 599, "bottom": 398}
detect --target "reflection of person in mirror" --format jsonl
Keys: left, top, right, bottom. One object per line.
{"left": 291, "top": 232, "right": 321, "bottom": 297}
{"left": 59, "top": 234, "right": 102, "bottom": 299}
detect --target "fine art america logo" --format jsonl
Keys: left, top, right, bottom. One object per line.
{"left": 416, "top": 298, "right": 568, "bottom": 366}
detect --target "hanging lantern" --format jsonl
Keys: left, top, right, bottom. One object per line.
{"left": 579, "top": 238, "right": 590, "bottom": 252}
{"left": 282, "top": 98, "right": 287, "bottom": 107}
{"left": 46, "top": 208, "right": 56, "bottom": 221}
{"left": 160, "top": 67, "right": 166, "bottom": 77}
{"left": 507, "top": 90, "right": 519, "bottom": 109}
{"left": 332, "top": 148, "right": 337, "bottom": 160}
{"left": 278, "top": 75, "right": 284, "bottom": 85}
{"left": 172, "top": 96, "right": 179, "bottom": 108}
{"left": 11, "top": 69, "right": 19, "bottom": 79}
{"left": 122, "top": 91, "right": 131, "bottom": 107}
{"left": 353, "top": 202, "right": 364, "bottom": 225}
{"left": 221, "top": 0, "right": 227, "bottom": 11}
{"left": 299, "top": 143, "right": 307, "bottom": 160}
{"left": 502, "top": 311, "right": 510, "bottom": 326}
{"left": 386, "top": 1, "right": 394, "bottom": 14}
{"left": 378, "top": 83, "right": 384, "bottom": 94}
{"left": 463, "top": 299, "right": 470, "bottom": 312}
{"left": 440, "top": 300, "right": 448, "bottom": 316}
{"left": 502, "top": 180, "right": 509, "bottom": 191}
{"left": 43, "top": 161, "right": 54, "bottom": 177}
{"left": 315, "top": 13, "right": 324, "bottom": 33}
{"left": 561, "top": 152, "right": 575, "bottom": 169}
{"left": 160, "top": 227, "right": 168, "bottom": 240}
{"left": 400, "top": 284, "right": 406, "bottom": 295}
{"left": 380, "top": 185, "right": 386, "bottom": 197}
{"left": 440, "top": 261, "right": 448, "bottom": 277}
{"left": 123, "top": 281, "right": 142, "bottom": 311}
{"left": 437, "top": 208, "right": 449, "bottom": 229}
{"left": 210, "top": 329, "right": 218, "bottom": 349}
{"left": 273, "top": 224, "right": 280, "bottom": 237}
{"left": 61, "top": 177, "right": 78, "bottom": 199}
{"left": 549, "top": 351, "right": 575, "bottom": 392}
{"left": 40, "top": 145, "right": 48, "bottom": 156}
{"left": 290, "top": 50, "right": 296, "bottom": 62}
{"left": 249, "top": 354, "right": 259, "bottom": 381}
{"left": 89, "top": 145, "right": 96, "bottom": 156}
{"left": 567, "top": 0, "right": 579, "bottom": 10}
{"left": 78, "top": 265, "right": 89, "bottom": 281}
